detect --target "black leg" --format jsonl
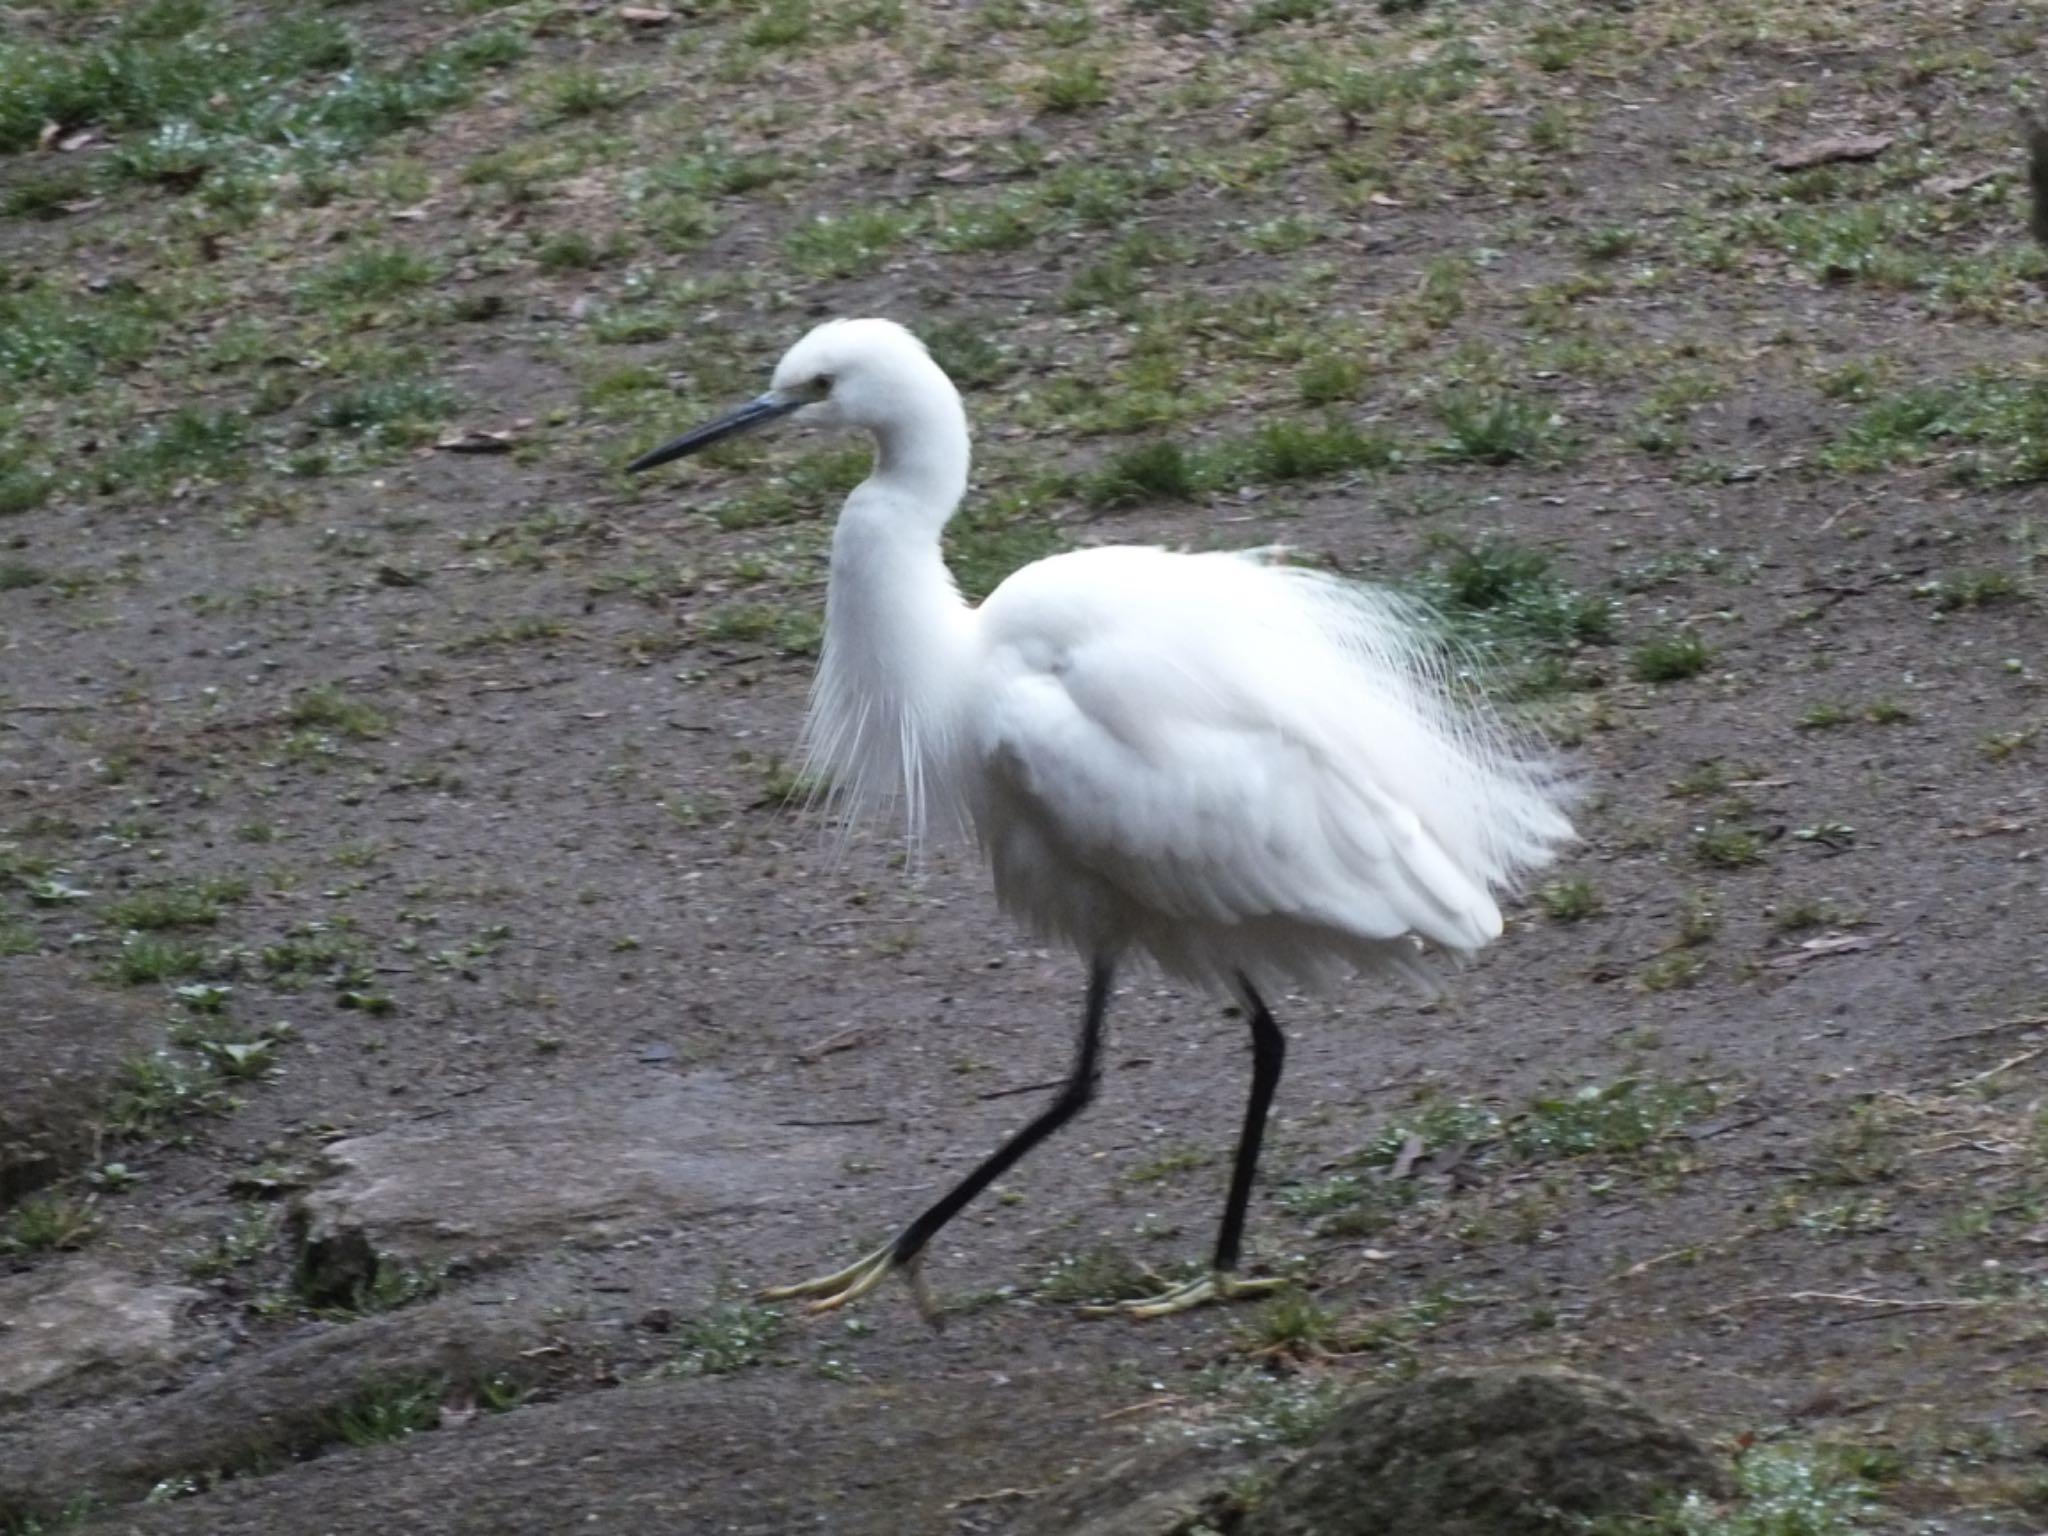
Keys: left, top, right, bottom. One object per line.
{"left": 1211, "top": 977, "right": 1286, "bottom": 1274}
{"left": 886, "top": 959, "right": 1114, "bottom": 1267}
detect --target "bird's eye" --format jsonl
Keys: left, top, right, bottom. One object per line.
{"left": 808, "top": 375, "right": 833, "bottom": 399}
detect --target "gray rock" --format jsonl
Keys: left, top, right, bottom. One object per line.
{"left": 0, "top": 1263, "right": 204, "bottom": 1409}
{"left": 1240, "top": 1367, "right": 1734, "bottom": 1536}
{"left": 291, "top": 1073, "right": 844, "bottom": 1299}
{"left": 0, "top": 961, "right": 162, "bottom": 1203}
{"left": 0, "top": 1298, "right": 552, "bottom": 1524}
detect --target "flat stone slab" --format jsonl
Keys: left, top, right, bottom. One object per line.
{"left": 0, "top": 1262, "right": 204, "bottom": 1409}
{"left": 294, "top": 1072, "right": 843, "bottom": 1280}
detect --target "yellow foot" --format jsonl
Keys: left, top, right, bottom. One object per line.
{"left": 1081, "top": 1270, "right": 1285, "bottom": 1321}
{"left": 758, "top": 1244, "right": 940, "bottom": 1322}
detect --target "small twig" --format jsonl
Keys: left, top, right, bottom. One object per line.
{"left": 776, "top": 1115, "right": 884, "bottom": 1128}
{"left": 1951, "top": 1046, "right": 2047, "bottom": 1090}
{"left": 1098, "top": 1395, "right": 1185, "bottom": 1423}
{"left": 1936, "top": 1015, "right": 2048, "bottom": 1043}
{"left": 796, "top": 1024, "right": 867, "bottom": 1062}
{"left": 945, "top": 1486, "right": 1046, "bottom": 1511}
{"left": 1618, "top": 1223, "right": 1766, "bottom": 1278}
{"left": 978, "top": 1077, "right": 1066, "bottom": 1101}
{"left": 1704, "top": 1291, "right": 1984, "bottom": 1319}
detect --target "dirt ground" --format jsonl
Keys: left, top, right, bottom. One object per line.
{"left": 3, "top": 0, "right": 2046, "bottom": 1531}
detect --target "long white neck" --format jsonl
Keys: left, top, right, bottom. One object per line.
{"left": 801, "top": 394, "right": 975, "bottom": 842}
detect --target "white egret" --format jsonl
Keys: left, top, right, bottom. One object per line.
{"left": 630, "top": 318, "right": 1575, "bottom": 1319}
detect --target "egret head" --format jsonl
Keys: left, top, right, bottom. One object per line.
{"left": 628, "top": 318, "right": 952, "bottom": 473}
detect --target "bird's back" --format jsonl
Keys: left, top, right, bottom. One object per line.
{"left": 964, "top": 545, "right": 1574, "bottom": 992}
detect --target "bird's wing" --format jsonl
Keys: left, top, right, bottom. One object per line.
{"left": 974, "top": 625, "right": 1501, "bottom": 952}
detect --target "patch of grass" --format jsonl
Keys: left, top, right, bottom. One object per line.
{"left": 1, "top": 1192, "right": 100, "bottom": 1254}
{"left": 0, "top": 12, "right": 504, "bottom": 201}
{"left": 1824, "top": 375, "right": 2048, "bottom": 486}
{"left": 105, "top": 875, "right": 249, "bottom": 930}
{"left": 1640, "top": 951, "right": 1705, "bottom": 991}
{"left": 289, "top": 687, "right": 389, "bottom": 739}
{"left": 259, "top": 921, "right": 365, "bottom": 988}
{"left": 1534, "top": 877, "right": 1602, "bottom": 922}
{"left": 1241, "top": 1288, "right": 1339, "bottom": 1354}
{"left": 542, "top": 66, "right": 633, "bottom": 119}
{"left": 1423, "top": 535, "right": 1616, "bottom": 652}
{"left": 1507, "top": 1077, "right": 1716, "bottom": 1161}
{"left": 332, "top": 1378, "right": 443, "bottom": 1447}
{"left": 1632, "top": 627, "right": 1712, "bottom": 682}
{"left": 0, "top": 280, "right": 161, "bottom": 393}
{"left": 298, "top": 246, "right": 438, "bottom": 307}
{"left": 1918, "top": 569, "right": 2022, "bottom": 612}
{"left": 1692, "top": 822, "right": 1766, "bottom": 869}
{"left": 1276, "top": 1173, "right": 1419, "bottom": 1236}
{"left": 1224, "top": 418, "right": 1399, "bottom": 484}
{"left": 672, "top": 1301, "right": 786, "bottom": 1375}
{"left": 697, "top": 602, "right": 824, "bottom": 656}
{"left": 1127, "top": 1144, "right": 1212, "bottom": 1183}
{"left": 1434, "top": 389, "right": 1572, "bottom": 466}
{"left": 1352, "top": 1099, "right": 1502, "bottom": 1168}
{"left": 106, "top": 1052, "right": 232, "bottom": 1135}
{"left": 98, "top": 406, "right": 248, "bottom": 489}
{"left": 1581, "top": 224, "right": 1642, "bottom": 261}
{"left": 783, "top": 206, "right": 913, "bottom": 278}
{"left": 919, "top": 321, "right": 1014, "bottom": 390}
{"left": 932, "top": 195, "right": 1044, "bottom": 254}
{"left": 106, "top": 933, "right": 212, "bottom": 984}
{"left": 312, "top": 378, "right": 457, "bottom": 447}
{"left": 184, "top": 1207, "right": 275, "bottom": 1278}
{"left": 1035, "top": 56, "right": 1112, "bottom": 112}
{"left": 1083, "top": 439, "right": 1198, "bottom": 507}
{"left": 1587, "top": 1444, "right": 1874, "bottom": 1536}
{"left": 1298, "top": 351, "right": 1369, "bottom": 406}
{"left": 1037, "top": 1247, "right": 1173, "bottom": 1305}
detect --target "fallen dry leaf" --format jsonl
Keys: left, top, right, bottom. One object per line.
{"left": 619, "top": 5, "right": 674, "bottom": 23}
{"left": 1924, "top": 168, "right": 1997, "bottom": 196}
{"left": 1766, "top": 934, "right": 1878, "bottom": 969}
{"left": 1772, "top": 133, "right": 1892, "bottom": 171}
{"left": 436, "top": 430, "right": 519, "bottom": 454}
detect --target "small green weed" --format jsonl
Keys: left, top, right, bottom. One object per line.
{"left": 1692, "top": 822, "right": 1765, "bottom": 869}
{"left": 1035, "top": 56, "right": 1112, "bottom": 112}
{"left": 672, "top": 1301, "right": 786, "bottom": 1375}
{"left": 1507, "top": 1077, "right": 1716, "bottom": 1161}
{"left": 184, "top": 1208, "right": 274, "bottom": 1278}
{"left": 1534, "top": 877, "right": 1602, "bottom": 922}
{"left": 107, "top": 1052, "right": 232, "bottom": 1135}
{"left": 1084, "top": 439, "right": 1198, "bottom": 507}
{"left": 1127, "top": 1144, "right": 1213, "bottom": 1183}
{"left": 105, "top": 876, "right": 249, "bottom": 931}
{"left": 1, "top": 1192, "right": 100, "bottom": 1253}
{"left": 289, "top": 687, "right": 389, "bottom": 739}
{"left": 332, "top": 1379, "right": 443, "bottom": 1447}
{"left": 1434, "top": 389, "right": 1571, "bottom": 466}
{"left": 1587, "top": 1444, "right": 1874, "bottom": 1536}
{"left": 1633, "top": 628, "right": 1712, "bottom": 682}
{"left": 1037, "top": 1247, "right": 1169, "bottom": 1305}
{"left": 107, "top": 934, "right": 211, "bottom": 984}
{"left": 784, "top": 207, "right": 912, "bottom": 278}
{"left": 298, "top": 246, "right": 438, "bottom": 307}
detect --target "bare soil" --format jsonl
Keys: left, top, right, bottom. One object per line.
{"left": 2, "top": 0, "right": 2046, "bottom": 1531}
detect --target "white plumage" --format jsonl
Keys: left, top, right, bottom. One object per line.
{"left": 630, "top": 316, "right": 1576, "bottom": 1319}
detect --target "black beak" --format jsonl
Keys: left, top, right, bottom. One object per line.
{"left": 627, "top": 393, "right": 803, "bottom": 473}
